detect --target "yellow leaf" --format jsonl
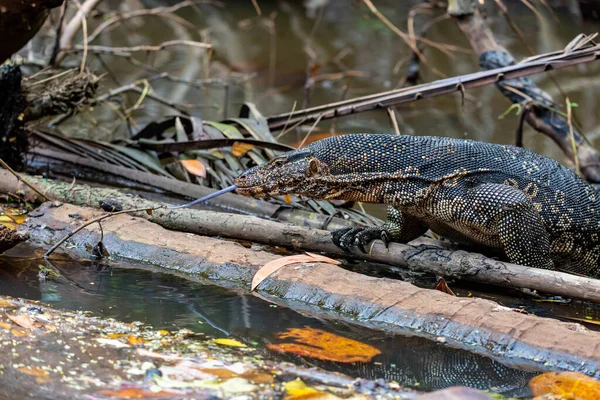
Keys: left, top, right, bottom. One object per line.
{"left": 530, "top": 372, "right": 600, "bottom": 399}
{"left": 252, "top": 253, "right": 340, "bottom": 291}
{"left": 214, "top": 338, "right": 247, "bottom": 347}
{"left": 560, "top": 316, "right": 600, "bottom": 326}
{"left": 284, "top": 378, "right": 319, "bottom": 396}
{"left": 157, "top": 330, "right": 169, "bottom": 336}
{"left": 180, "top": 159, "right": 207, "bottom": 178}
{"left": 283, "top": 194, "right": 292, "bottom": 204}
{"left": 0, "top": 300, "right": 14, "bottom": 307}
{"left": 267, "top": 327, "right": 381, "bottom": 363}
{"left": 8, "top": 314, "right": 33, "bottom": 330}
{"left": 231, "top": 141, "right": 255, "bottom": 157}
{"left": 0, "top": 322, "right": 11, "bottom": 329}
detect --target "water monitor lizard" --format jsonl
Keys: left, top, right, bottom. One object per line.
{"left": 233, "top": 134, "right": 600, "bottom": 276}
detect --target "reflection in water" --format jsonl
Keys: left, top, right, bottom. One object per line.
{"left": 0, "top": 246, "right": 536, "bottom": 396}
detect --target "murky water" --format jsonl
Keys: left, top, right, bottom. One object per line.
{"left": 0, "top": 244, "right": 540, "bottom": 397}
{"left": 10, "top": 1, "right": 600, "bottom": 396}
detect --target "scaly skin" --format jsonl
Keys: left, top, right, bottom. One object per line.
{"left": 234, "top": 134, "right": 600, "bottom": 275}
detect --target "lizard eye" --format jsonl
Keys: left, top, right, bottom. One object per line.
{"left": 307, "top": 159, "right": 320, "bottom": 176}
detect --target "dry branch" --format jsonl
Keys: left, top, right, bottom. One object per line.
{"left": 448, "top": 1, "right": 600, "bottom": 182}
{"left": 265, "top": 40, "right": 600, "bottom": 134}
{"left": 3, "top": 170, "right": 600, "bottom": 303}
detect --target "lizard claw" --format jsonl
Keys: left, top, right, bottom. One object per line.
{"left": 381, "top": 231, "right": 390, "bottom": 248}
{"left": 332, "top": 226, "right": 392, "bottom": 254}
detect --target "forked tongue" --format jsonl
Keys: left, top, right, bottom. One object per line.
{"left": 168, "top": 185, "right": 237, "bottom": 209}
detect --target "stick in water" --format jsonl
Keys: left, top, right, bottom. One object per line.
{"left": 168, "top": 185, "right": 238, "bottom": 209}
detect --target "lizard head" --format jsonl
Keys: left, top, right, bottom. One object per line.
{"left": 234, "top": 147, "right": 332, "bottom": 198}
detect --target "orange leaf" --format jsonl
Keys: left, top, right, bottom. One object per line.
{"left": 435, "top": 277, "right": 456, "bottom": 296}
{"left": 180, "top": 159, "right": 207, "bottom": 178}
{"left": 283, "top": 194, "right": 292, "bottom": 204}
{"left": 8, "top": 314, "right": 34, "bottom": 330}
{"left": 0, "top": 321, "right": 11, "bottom": 329}
{"left": 530, "top": 372, "right": 600, "bottom": 399}
{"left": 251, "top": 253, "right": 340, "bottom": 291}
{"left": 11, "top": 328, "right": 29, "bottom": 337}
{"left": 231, "top": 141, "right": 255, "bottom": 157}
{"left": 18, "top": 366, "right": 49, "bottom": 378}
{"left": 97, "top": 388, "right": 182, "bottom": 399}
{"left": 266, "top": 327, "right": 381, "bottom": 363}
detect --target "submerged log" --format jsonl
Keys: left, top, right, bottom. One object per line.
{"left": 17, "top": 201, "right": 600, "bottom": 379}
{"left": 2, "top": 170, "right": 600, "bottom": 303}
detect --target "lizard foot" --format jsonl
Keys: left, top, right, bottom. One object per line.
{"left": 331, "top": 226, "right": 391, "bottom": 254}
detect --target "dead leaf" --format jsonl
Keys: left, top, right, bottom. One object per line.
{"left": 17, "top": 366, "right": 49, "bottom": 378}
{"left": 530, "top": 371, "right": 600, "bottom": 399}
{"left": 128, "top": 335, "right": 146, "bottom": 345}
{"left": 8, "top": 314, "right": 34, "bottom": 330}
{"left": 11, "top": 328, "right": 29, "bottom": 337}
{"left": 283, "top": 194, "right": 292, "bottom": 204}
{"left": 252, "top": 253, "right": 340, "bottom": 291}
{"left": 435, "top": 277, "right": 456, "bottom": 296}
{"left": 146, "top": 209, "right": 153, "bottom": 216}
{"left": 180, "top": 159, "right": 207, "bottom": 178}
{"left": 0, "top": 300, "right": 14, "bottom": 307}
{"left": 284, "top": 378, "right": 341, "bottom": 399}
{"left": 267, "top": 327, "right": 381, "bottom": 363}
{"left": 214, "top": 338, "right": 247, "bottom": 347}
{"left": 231, "top": 141, "right": 255, "bottom": 157}
{"left": 0, "top": 321, "right": 11, "bottom": 329}
{"left": 97, "top": 387, "right": 182, "bottom": 399}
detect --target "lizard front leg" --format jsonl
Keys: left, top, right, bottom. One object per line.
{"left": 332, "top": 206, "right": 428, "bottom": 253}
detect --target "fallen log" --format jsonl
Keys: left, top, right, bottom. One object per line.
{"left": 17, "top": 201, "right": 600, "bottom": 379}
{"left": 2, "top": 169, "right": 600, "bottom": 303}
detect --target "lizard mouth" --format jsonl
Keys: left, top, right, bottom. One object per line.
{"left": 235, "top": 183, "right": 279, "bottom": 198}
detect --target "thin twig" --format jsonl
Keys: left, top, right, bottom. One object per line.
{"left": 387, "top": 107, "right": 401, "bottom": 134}
{"left": 251, "top": 0, "right": 262, "bottom": 16}
{"left": 44, "top": 206, "right": 166, "bottom": 258}
{"left": 566, "top": 97, "right": 581, "bottom": 177}
{"left": 86, "top": 0, "right": 222, "bottom": 43}
{"left": 0, "top": 158, "right": 49, "bottom": 201}
{"left": 67, "top": 40, "right": 212, "bottom": 56}
{"left": 297, "top": 114, "right": 323, "bottom": 148}
{"left": 49, "top": 1, "right": 68, "bottom": 65}
{"left": 55, "top": 0, "right": 103, "bottom": 64}
{"left": 71, "top": 0, "right": 89, "bottom": 73}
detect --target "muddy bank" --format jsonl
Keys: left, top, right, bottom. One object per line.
{"left": 19, "top": 202, "right": 600, "bottom": 379}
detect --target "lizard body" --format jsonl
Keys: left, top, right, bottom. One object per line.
{"left": 234, "top": 134, "right": 600, "bottom": 276}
